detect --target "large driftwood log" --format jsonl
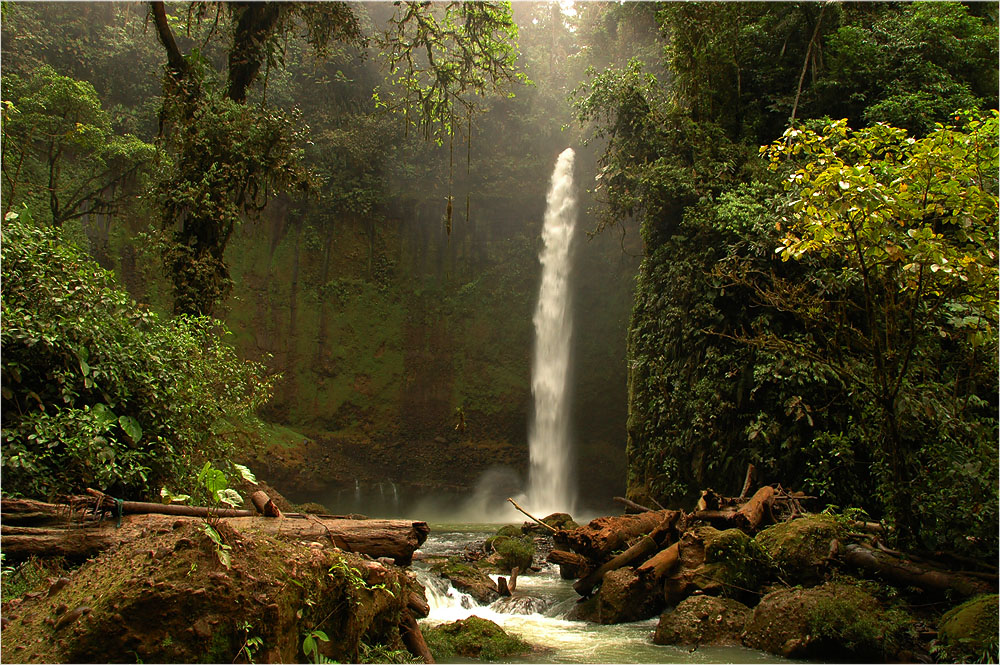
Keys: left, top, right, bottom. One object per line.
{"left": 1, "top": 498, "right": 429, "bottom": 564}
{"left": 732, "top": 486, "right": 775, "bottom": 531}
{"left": 565, "top": 510, "right": 679, "bottom": 562}
{"left": 843, "top": 543, "right": 994, "bottom": 597}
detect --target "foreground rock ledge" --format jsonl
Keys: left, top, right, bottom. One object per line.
{"left": 1, "top": 520, "right": 427, "bottom": 663}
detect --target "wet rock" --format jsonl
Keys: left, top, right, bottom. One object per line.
{"left": 754, "top": 515, "right": 843, "bottom": 584}
{"left": 595, "top": 568, "right": 658, "bottom": 624}
{"left": 653, "top": 595, "right": 751, "bottom": 646}
{"left": 742, "top": 582, "right": 912, "bottom": 661}
{"left": 937, "top": 594, "right": 999, "bottom": 662}
{"left": 431, "top": 557, "right": 499, "bottom": 605}
{"left": 491, "top": 595, "right": 552, "bottom": 615}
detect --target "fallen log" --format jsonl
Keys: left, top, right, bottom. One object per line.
{"left": 573, "top": 514, "right": 679, "bottom": 597}
{"left": 400, "top": 611, "right": 435, "bottom": 664}
{"left": 565, "top": 510, "right": 679, "bottom": 562}
{"left": 250, "top": 491, "right": 282, "bottom": 518}
{"left": 1, "top": 498, "right": 429, "bottom": 564}
{"left": 690, "top": 509, "right": 737, "bottom": 524}
{"left": 84, "top": 489, "right": 256, "bottom": 518}
{"left": 843, "top": 543, "right": 994, "bottom": 597}
{"left": 732, "top": 486, "right": 775, "bottom": 531}
{"left": 546, "top": 549, "right": 589, "bottom": 571}
{"left": 636, "top": 540, "right": 681, "bottom": 581}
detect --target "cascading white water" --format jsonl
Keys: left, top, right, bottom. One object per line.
{"left": 526, "top": 148, "right": 578, "bottom": 517}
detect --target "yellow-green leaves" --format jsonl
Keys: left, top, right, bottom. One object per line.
{"left": 766, "top": 111, "right": 999, "bottom": 319}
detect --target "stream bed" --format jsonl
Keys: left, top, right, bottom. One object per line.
{"left": 414, "top": 524, "right": 787, "bottom": 664}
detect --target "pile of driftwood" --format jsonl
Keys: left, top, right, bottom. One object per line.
{"left": 1, "top": 490, "right": 429, "bottom": 565}
{"left": 528, "top": 475, "right": 996, "bottom": 624}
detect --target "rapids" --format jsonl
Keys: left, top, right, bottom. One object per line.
{"left": 415, "top": 524, "right": 787, "bottom": 664}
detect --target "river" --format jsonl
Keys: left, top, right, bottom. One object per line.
{"left": 414, "top": 524, "right": 787, "bottom": 664}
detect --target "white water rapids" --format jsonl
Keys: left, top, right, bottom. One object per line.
{"left": 526, "top": 147, "right": 578, "bottom": 518}
{"left": 415, "top": 525, "right": 786, "bottom": 664}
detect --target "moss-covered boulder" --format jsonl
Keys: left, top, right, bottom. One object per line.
{"left": 937, "top": 594, "right": 999, "bottom": 662}
{"left": 541, "top": 513, "right": 579, "bottom": 531}
{"left": 654, "top": 595, "right": 751, "bottom": 646}
{"left": 0, "top": 521, "right": 417, "bottom": 664}
{"left": 423, "top": 616, "right": 533, "bottom": 661}
{"left": 296, "top": 501, "right": 330, "bottom": 514}
{"left": 742, "top": 582, "right": 912, "bottom": 661}
{"left": 697, "top": 528, "right": 773, "bottom": 599}
{"left": 431, "top": 557, "right": 499, "bottom": 605}
{"left": 754, "top": 515, "right": 843, "bottom": 584}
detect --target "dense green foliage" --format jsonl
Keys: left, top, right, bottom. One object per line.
{"left": 0, "top": 210, "right": 273, "bottom": 499}
{"left": 576, "top": 1, "right": 998, "bottom": 556}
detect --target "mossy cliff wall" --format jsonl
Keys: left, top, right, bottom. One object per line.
{"left": 98, "top": 167, "right": 635, "bottom": 511}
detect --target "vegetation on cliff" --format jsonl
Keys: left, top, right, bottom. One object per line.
{"left": 575, "top": 1, "right": 998, "bottom": 557}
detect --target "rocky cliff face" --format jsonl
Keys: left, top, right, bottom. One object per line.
{"left": 104, "top": 176, "right": 635, "bottom": 515}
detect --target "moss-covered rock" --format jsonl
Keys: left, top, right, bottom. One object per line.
{"left": 297, "top": 501, "right": 330, "bottom": 514}
{"left": 423, "top": 616, "right": 533, "bottom": 661}
{"left": 742, "top": 582, "right": 913, "bottom": 661}
{"left": 754, "top": 515, "right": 843, "bottom": 584}
{"left": 493, "top": 537, "right": 535, "bottom": 573}
{"left": 430, "top": 557, "right": 499, "bottom": 605}
{"left": 938, "top": 594, "right": 999, "bottom": 662}
{"left": 696, "top": 528, "right": 773, "bottom": 599}
{"left": 541, "top": 513, "right": 579, "bottom": 531}
{"left": 0, "top": 520, "right": 417, "bottom": 664}
{"left": 654, "top": 595, "right": 751, "bottom": 646}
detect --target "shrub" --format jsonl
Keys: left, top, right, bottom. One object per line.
{"left": 493, "top": 537, "right": 535, "bottom": 573}
{"left": 0, "top": 208, "right": 274, "bottom": 499}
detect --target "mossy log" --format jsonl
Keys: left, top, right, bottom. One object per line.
{"left": 1, "top": 497, "right": 429, "bottom": 564}
{"left": 843, "top": 543, "right": 994, "bottom": 597}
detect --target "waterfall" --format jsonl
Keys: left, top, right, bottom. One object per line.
{"left": 526, "top": 148, "right": 577, "bottom": 517}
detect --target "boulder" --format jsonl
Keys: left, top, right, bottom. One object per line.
{"left": 653, "top": 595, "right": 751, "bottom": 646}
{"left": 0, "top": 521, "right": 418, "bottom": 664}
{"left": 937, "top": 594, "right": 999, "bottom": 662}
{"left": 595, "top": 568, "right": 658, "bottom": 624}
{"left": 431, "top": 557, "right": 500, "bottom": 605}
{"left": 491, "top": 595, "right": 552, "bottom": 615}
{"left": 694, "top": 528, "right": 772, "bottom": 601}
{"left": 742, "top": 581, "right": 912, "bottom": 661}
{"left": 754, "top": 515, "right": 843, "bottom": 584}
{"left": 422, "top": 616, "right": 533, "bottom": 661}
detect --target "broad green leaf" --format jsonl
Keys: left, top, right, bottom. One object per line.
{"left": 119, "top": 415, "right": 143, "bottom": 443}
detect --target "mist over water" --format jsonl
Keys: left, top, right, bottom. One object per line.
{"left": 526, "top": 148, "right": 578, "bottom": 517}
